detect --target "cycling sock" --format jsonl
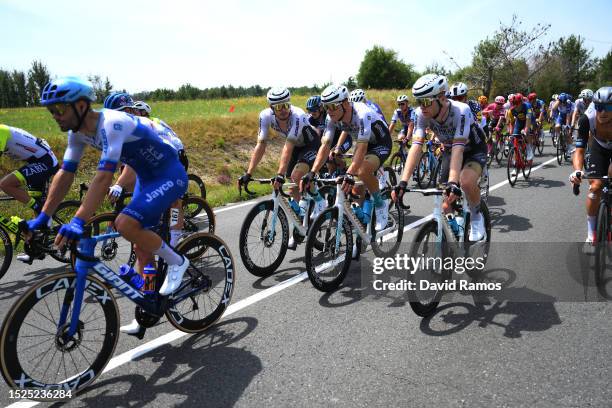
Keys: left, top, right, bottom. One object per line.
{"left": 27, "top": 197, "right": 41, "bottom": 212}
{"left": 587, "top": 216, "right": 597, "bottom": 237}
{"left": 372, "top": 191, "right": 384, "bottom": 208}
{"left": 469, "top": 202, "right": 481, "bottom": 217}
{"left": 153, "top": 241, "right": 183, "bottom": 265}
{"left": 170, "top": 230, "right": 182, "bottom": 247}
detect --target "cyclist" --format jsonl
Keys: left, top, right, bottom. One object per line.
{"left": 571, "top": 89, "right": 594, "bottom": 129}
{"left": 389, "top": 94, "right": 415, "bottom": 142}
{"left": 482, "top": 96, "right": 507, "bottom": 143}
{"left": 132, "top": 100, "right": 152, "bottom": 117}
{"left": 552, "top": 93, "right": 575, "bottom": 158}
{"left": 448, "top": 83, "right": 480, "bottom": 124}
{"left": 478, "top": 95, "right": 489, "bottom": 129}
{"left": 507, "top": 93, "right": 536, "bottom": 171}
{"left": 569, "top": 86, "right": 612, "bottom": 243}
{"left": 394, "top": 74, "right": 488, "bottom": 241}
{"left": 349, "top": 89, "right": 388, "bottom": 125}
{"left": 25, "top": 77, "right": 189, "bottom": 337}
{"left": 306, "top": 95, "right": 352, "bottom": 177}
{"left": 306, "top": 84, "right": 392, "bottom": 232}
{"left": 549, "top": 94, "right": 559, "bottom": 123}
{"left": 0, "top": 125, "right": 59, "bottom": 214}
{"left": 239, "top": 88, "right": 325, "bottom": 245}
{"left": 527, "top": 92, "right": 546, "bottom": 135}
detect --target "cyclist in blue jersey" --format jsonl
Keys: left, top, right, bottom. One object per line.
{"left": 389, "top": 95, "right": 415, "bottom": 141}
{"left": 349, "top": 89, "right": 388, "bottom": 125}
{"left": 527, "top": 92, "right": 546, "bottom": 133}
{"left": 507, "top": 93, "right": 536, "bottom": 172}
{"left": 552, "top": 93, "right": 575, "bottom": 155}
{"left": 25, "top": 77, "right": 190, "bottom": 336}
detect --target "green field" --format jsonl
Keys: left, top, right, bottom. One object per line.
{"left": 0, "top": 89, "right": 408, "bottom": 217}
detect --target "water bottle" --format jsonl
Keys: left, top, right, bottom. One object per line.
{"left": 298, "top": 198, "right": 309, "bottom": 217}
{"left": 351, "top": 204, "right": 366, "bottom": 224}
{"left": 455, "top": 213, "right": 465, "bottom": 235}
{"left": 446, "top": 213, "right": 460, "bottom": 236}
{"left": 362, "top": 199, "right": 373, "bottom": 224}
{"left": 142, "top": 264, "right": 157, "bottom": 295}
{"left": 289, "top": 199, "right": 301, "bottom": 216}
{"left": 118, "top": 264, "right": 144, "bottom": 290}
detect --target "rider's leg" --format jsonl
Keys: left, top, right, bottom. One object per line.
{"left": 169, "top": 199, "right": 184, "bottom": 247}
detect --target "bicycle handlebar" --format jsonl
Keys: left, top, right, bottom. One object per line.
{"left": 572, "top": 172, "right": 610, "bottom": 196}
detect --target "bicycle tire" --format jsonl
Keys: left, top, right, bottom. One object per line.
{"left": 507, "top": 148, "right": 519, "bottom": 186}
{"left": 370, "top": 197, "right": 405, "bottom": 257}
{"left": 187, "top": 173, "right": 207, "bottom": 199}
{"left": 416, "top": 153, "right": 430, "bottom": 188}
{"left": 166, "top": 233, "right": 235, "bottom": 332}
{"left": 0, "top": 224, "right": 13, "bottom": 281}
{"left": 390, "top": 154, "right": 403, "bottom": 176}
{"left": 408, "top": 220, "right": 451, "bottom": 317}
{"left": 536, "top": 130, "right": 545, "bottom": 156}
{"left": 239, "top": 200, "right": 289, "bottom": 277}
{"left": 52, "top": 200, "right": 81, "bottom": 224}
{"left": 183, "top": 196, "right": 215, "bottom": 235}
{"left": 556, "top": 135, "right": 564, "bottom": 165}
{"left": 594, "top": 201, "right": 611, "bottom": 299}
{"left": 0, "top": 272, "right": 119, "bottom": 398}
{"left": 494, "top": 138, "right": 503, "bottom": 165}
{"left": 304, "top": 207, "right": 353, "bottom": 292}
{"left": 521, "top": 144, "right": 532, "bottom": 179}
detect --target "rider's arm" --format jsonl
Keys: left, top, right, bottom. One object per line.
{"left": 447, "top": 109, "right": 471, "bottom": 184}
{"left": 75, "top": 170, "right": 114, "bottom": 221}
{"left": 346, "top": 141, "right": 367, "bottom": 176}
{"left": 277, "top": 141, "right": 294, "bottom": 176}
{"left": 334, "top": 131, "right": 349, "bottom": 154}
{"left": 407, "top": 121, "right": 415, "bottom": 139}
{"left": 388, "top": 121, "right": 396, "bottom": 134}
{"left": 311, "top": 137, "right": 332, "bottom": 175}
{"left": 41, "top": 169, "right": 75, "bottom": 215}
{"left": 399, "top": 114, "right": 427, "bottom": 183}
{"left": 247, "top": 141, "right": 266, "bottom": 175}
{"left": 573, "top": 114, "right": 590, "bottom": 172}
{"left": 114, "top": 164, "right": 136, "bottom": 191}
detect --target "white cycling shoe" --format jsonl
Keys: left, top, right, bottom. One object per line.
{"left": 120, "top": 319, "right": 142, "bottom": 334}
{"left": 159, "top": 256, "right": 189, "bottom": 296}
{"left": 375, "top": 205, "right": 389, "bottom": 231}
{"left": 469, "top": 214, "right": 486, "bottom": 242}
{"left": 526, "top": 147, "right": 534, "bottom": 161}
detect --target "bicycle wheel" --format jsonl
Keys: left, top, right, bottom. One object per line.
{"left": 187, "top": 174, "right": 206, "bottom": 199}
{"left": 239, "top": 200, "right": 289, "bottom": 277}
{"left": 506, "top": 147, "right": 519, "bottom": 186}
{"left": 408, "top": 220, "right": 451, "bottom": 317}
{"left": 479, "top": 167, "right": 490, "bottom": 202}
{"left": 536, "top": 130, "right": 544, "bottom": 156}
{"left": 556, "top": 136, "right": 565, "bottom": 165}
{"left": 551, "top": 128, "right": 558, "bottom": 147}
{"left": 594, "top": 201, "right": 611, "bottom": 299}
{"left": 52, "top": 200, "right": 81, "bottom": 224}
{"left": 494, "top": 137, "right": 504, "bottom": 165}
{"left": 522, "top": 145, "right": 533, "bottom": 179}
{"left": 72, "top": 212, "right": 136, "bottom": 272}
{"left": 416, "top": 154, "right": 430, "bottom": 188}
{"left": 0, "top": 272, "right": 119, "bottom": 398}
{"left": 370, "top": 197, "right": 405, "bottom": 257}
{"left": 304, "top": 207, "right": 352, "bottom": 292}
{"left": 165, "top": 233, "right": 234, "bottom": 332}
{"left": 183, "top": 196, "right": 215, "bottom": 235}
{"left": 486, "top": 141, "right": 493, "bottom": 167}
{"left": 390, "top": 153, "right": 403, "bottom": 176}
{"left": 0, "top": 224, "right": 13, "bottom": 281}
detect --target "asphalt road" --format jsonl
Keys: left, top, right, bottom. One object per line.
{"left": 0, "top": 139, "right": 611, "bottom": 408}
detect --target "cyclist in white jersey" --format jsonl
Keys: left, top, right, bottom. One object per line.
{"left": 571, "top": 89, "right": 594, "bottom": 129}
{"left": 305, "top": 84, "right": 392, "bottom": 231}
{"left": 393, "top": 74, "right": 488, "bottom": 241}
{"left": 389, "top": 95, "right": 415, "bottom": 141}
{"left": 0, "top": 125, "right": 59, "bottom": 212}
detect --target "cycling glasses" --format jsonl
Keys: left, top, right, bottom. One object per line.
{"left": 416, "top": 98, "right": 436, "bottom": 108}
{"left": 324, "top": 102, "right": 343, "bottom": 112}
{"left": 46, "top": 103, "right": 70, "bottom": 116}
{"left": 594, "top": 103, "right": 612, "bottom": 112}
{"left": 398, "top": 102, "right": 407, "bottom": 107}
{"left": 271, "top": 103, "right": 291, "bottom": 112}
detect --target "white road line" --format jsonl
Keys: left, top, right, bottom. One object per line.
{"left": 8, "top": 155, "right": 560, "bottom": 407}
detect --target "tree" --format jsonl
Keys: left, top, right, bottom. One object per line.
{"left": 425, "top": 61, "right": 451, "bottom": 78}
{"left": 11, "top": 70, "right": 27, "bottom": 107}
{"left": 592, "top": 49, "right": 612, "bottom": 86}
{"left": 551, "top": 35, "right": 595, "bottom": 96}
{"left": 27, "top": 60, "right": 50, "bottom": 105}
{"left": 357, "top": 45, "right": 417, "bottom": 89}
{"left": 343, "top": 76, "right": 358, "bottom": 89}
{"left": 88, "top": 75, "right": 114, "bottom": 103}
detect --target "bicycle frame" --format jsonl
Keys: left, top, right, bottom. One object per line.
{"left": 510, "top": 134, "right": 527, "bottom": 169}
{"left": 268, "top": 182, "right": 315, "bottom": 239}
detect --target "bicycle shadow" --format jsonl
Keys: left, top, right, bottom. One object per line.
{"left": 419, "top": 268, "right": 561, "bottom": 338}
{"left": 510, "top": 176, "right": 565, "bottom": 190}
{"left": 487, "top": 206, "right": 532, "bottom": 233}
{"left": 55, "top": 317, "right": 262, "bottom": 407}
{"left": 0, "top": 264, "right": 69, "bottom": 302}
{"left": 251, "top": 265, "right": 306, "bottom": 290}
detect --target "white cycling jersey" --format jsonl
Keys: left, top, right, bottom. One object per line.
{"left": 0, "top": 124, "right": 57, "bottom": 164}
{"left": 151, "top": 117, "right": 184, "bottom": 151}
{"left": 573, "top": 98, "right": 590, "bottom": 116}
{"left": 413, "top": 100, "right": 474, "bottom": 147}
{"left": 258, "top": 106, "right": 316, "bottom": 147}
{"left": 323, "top": 102, "right": 385, "bottom": 144}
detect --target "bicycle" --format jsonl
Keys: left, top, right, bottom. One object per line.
{"left": 556, "top": 125, "right": 571, "bottom": 165}
{"left": 304, "top": 178, "right": 407, "bottom": 292}
{"left": 506, "top": 133, "right": 532, "bottom": 187}
{"left": 0, "top": 210, "right": 234, "bottom": 398}
{"left": 491, "top": 127, "right": 506, "bottom": 165}
{"left": 389, "top": 140, "right": 408, "bottom": 176}
{"left": 416, "top": 140, "right": 442, "bottom": 188}
{"left": 401, "top": 187, "right": 492, "bottom": 317}
{"left": 533, "top": 122, "right": 545, "bottom": 156}
{"left": 238, "top": 177, "right": 334, "bottom": 277}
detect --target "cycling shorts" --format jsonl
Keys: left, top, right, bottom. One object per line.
{"left": 286, "top": 139, "right": 321, "bottom": 177}
{"left": 15, "top": 154, "right": 59, "bottom": 192}
{"left": 586, "top": 140, "right": 612, "bottom": 178}
{"left": 365, "top": 120, "right": 392, "bottom": 168}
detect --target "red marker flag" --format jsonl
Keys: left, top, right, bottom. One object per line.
{"left": 229, "top": 105, "right": 235, "bottom": 113}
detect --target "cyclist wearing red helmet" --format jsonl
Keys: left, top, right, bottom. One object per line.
{"left": 507, "top": 93, "right": 536, "bottom": 168}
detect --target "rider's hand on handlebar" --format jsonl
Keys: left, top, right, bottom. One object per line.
{"left": 272, "top": 174, "right": 285, "bottom": 190}
{"left": 392, "top": 180, "right": 408, "bottom": 202}
{"left": 569, "top": 170, "right": 582, "bottom": 185}
{"left": 300, "top": 171, "right": 315, "bottom": 192}
{"left": 108, "top": 184, "right": 123, "bottom": 203}
{"left": 341, "top": 173, "right": 355, "bottom": 195}
{"left": 445, "top": 181, "right": 462, "bottom": 203}
{"left": 238, "top": 173, "right": 252, "bottom": 186}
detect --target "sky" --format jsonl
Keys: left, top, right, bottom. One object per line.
{"left": 1, "top": 0, "right": 610, "bottom": 93}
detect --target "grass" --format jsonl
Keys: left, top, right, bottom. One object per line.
{"left": 0, "top": 89, "right": 412, "bottom": 217}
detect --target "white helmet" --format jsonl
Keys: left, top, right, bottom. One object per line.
{"left": 494, "top": 96, "right": 505, "bottom": 104}
{"left": 412, "top": 74, "right": 448, "bottom": 99}
{"left": 396, "top": 94, "right": 409, "bottom": 103}
{"left": 449, "top": 82, "right": 468, "bottom": 97}
{"left": 266, "top": 87, "right": 290, "bottom": 105}
{"left": 133, "top": 100, "right": 151, "bottom": 114}
{"left": 579, "top": 89, "right": 594, "bottom": 100}
{"left": 321, "top": 84, "right": 349, "bottom": 104}
{"left": 349, "top": 89, "right": 366, "bottom": 103}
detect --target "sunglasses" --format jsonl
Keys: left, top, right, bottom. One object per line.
{"left": 594, "top": 103, "right": 612, "bottom": 112}
{"left": 398, "top": 102, "right": 407, "bottom": 107}
{"left": 47, "top": 103, "right": 70, "bottom": 116}
{"left": 416, "top": 98, "right": 436, "bottom": 108}
{"left": 324, "top": 102, "right": 343, "bottom": 112}
{"left": 271, "top": 103, "right": 291, "bottom": 112}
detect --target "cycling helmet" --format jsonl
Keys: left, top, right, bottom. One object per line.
{"left": 306, "top": 95, "right": 322, "bottom": 112}
{"left": 349, "top": 89, "right": 366, "bottom": 103}
{"left": 266, "top": 87, "right": 290, "bottom": 105}
{"left": 558, "top": 93, "right": 568, "bottom": 103}
{"left": 528, "top": 92, "right": 537, "bottom": 101}
{"left": 552, "top": 94, "right": 558, "bottom": 101}
{"left": 412, "top": 74, "right": 448, "bottom": 98}
{"left": 396, "top": 95, "right": 409, "bottom": 103}
{"left": 478, "top": 95, "right": 488, "bottom": 105}
{"left": 513, "top": 93, "right": 524, "bottom": 105}
{"left": 40, "top": 76, "right": 96, "bottom": 106}
{"left": 133, "top": 100, "right": 152, "bottom": 114}
{"left": 103, "top": 92, "right": 135, "bottom": 111}
{"left": 508, "top": 94, "right": 514, "bottom": 103}
{"left": 593, "top": 86, "right": 612, "bottom": 104}
{"left": 449, "top": 82, "right": 468, "bottom": 97}
{"left": 321, "top": 84, "right": 349, "bottom": 104}
{"left": 579, "top": 89, "right": 594, "bottom": 100}
{"left": 494, "top": 96, "right": 505, "bottom": 104}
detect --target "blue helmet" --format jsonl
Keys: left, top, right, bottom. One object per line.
{"left": 103, "top": 92, "right": 134, "bottom": 111}
{"left": 40, "top": 76, "right": 96, "bottom": 106}
{"left": 558, "top": 93, "right": 568, "bottom": 103}
{"left": 306, "top": 95, "right": 322, "bottom": 112}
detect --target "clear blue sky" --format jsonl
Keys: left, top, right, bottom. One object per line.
{"left": 1, "top": 0, "right": 610, "bottom": 93}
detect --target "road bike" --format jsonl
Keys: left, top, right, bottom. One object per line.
{"left": 389, "top": 140, "right": 409, "bottom": 176}
{"left": 416, "top": 140, "right": 442, "bottom": 188}
{"left": 533, "top": 122, "right": 545, "bottom": 156}
{"left": 506, "top": 133, "right": 532, "bottom": 187}
{"left": 556, "top": 125, "right": 571, "bottom": 165}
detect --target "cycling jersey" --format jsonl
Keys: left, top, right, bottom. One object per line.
{"left": 366, "top": 100, "right": 388, "bottom": 124}
{"left": 150, "top": 117, "right": 184, "bottom": 151}
{"left": 530, "top": 99, "right": 546, "bottom": 119}
{"left": 413, "top": 100, "right": 474, "bottom": 148}
{"left": 553, "top": 101, "right": 575, "bottom": 125}
{"left": 573, "top": 98, "right": 590, "bottom": 116}
{"left": 577, "top": 109, "right": 612, "bottom": 177}
{"left": 482, "top": 103, "right": 506, "bottom": 122}
{"left": 390, "top": 108, "right": 415, "bottom": 133}
{"left": 509, "top": 102, "right": 535, "bottom": 135}
{"left": 0, "top": 124, "right": 58, "bottom": 164}
{"left": 308, "top": 113, "right": 326, "bottom": 134}
{"left": 467, "top": 100, "right": 481, "bottom": 123}
{"left": 258, "top": 106, "right": 318, "bottom": 147}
